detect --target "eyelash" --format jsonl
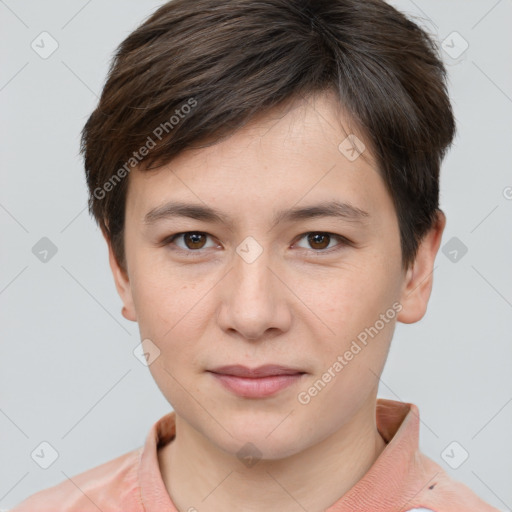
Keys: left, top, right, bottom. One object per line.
{"left": 161, "top": 231, "right": 351, "bottom": 257}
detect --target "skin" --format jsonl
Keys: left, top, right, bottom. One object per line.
{"left": 105, "top": 89, "right": 446, "bottom": 512}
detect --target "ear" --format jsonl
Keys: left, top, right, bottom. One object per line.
{"left": 102, "top": 229, "right": 137, "bottom": 322}
{"left": 397, "top": 210, "right": 446, "bottom": 324}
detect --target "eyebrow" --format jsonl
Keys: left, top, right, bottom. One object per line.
{"left": 143, "top": 199, "right": 370, "bottom": 229}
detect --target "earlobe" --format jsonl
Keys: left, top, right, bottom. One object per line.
{"left": 121, "top": 306, "right": 133, "bottom": 321}
{"left": 102, "top": 229, "right": 137, "bottom": 322}
{"left": 396, "top": 210, "right": 446, "bottom": 325}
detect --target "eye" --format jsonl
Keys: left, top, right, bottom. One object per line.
{"left": 294, "top": 232, "right": 349, "bottom": 253}
{"left": 164, "top": 231, "right": 218, "bottom": 254}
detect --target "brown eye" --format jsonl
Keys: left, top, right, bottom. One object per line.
{"left": 182, "top": 232, "right": 207, "bottom": 250}
{"left": 295, "top": 232, "right": 348, "bottom": 253}
{"left": 165, "top": 231, "right": 217, "bottom": 253}
{"left": 307, "top": 233, "right": 330, "bottom": 250}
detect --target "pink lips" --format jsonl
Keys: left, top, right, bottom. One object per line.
{"left": 208, "top": 365, "right": 305, "bottom": 398}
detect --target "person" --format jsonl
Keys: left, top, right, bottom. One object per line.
{"left": 10, "top": 0, "right": 499, "bottom": 510}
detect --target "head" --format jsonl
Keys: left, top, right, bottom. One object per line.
{"left": 81, "top": 0, "right": 454, "bottom": 458}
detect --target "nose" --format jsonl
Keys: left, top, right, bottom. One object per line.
{"left": 216, "top": 245, "right": 292, "bottom": 341}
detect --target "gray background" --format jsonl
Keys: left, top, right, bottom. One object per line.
{"left": 1, "top": 0, "right": 511, "bottom": 510}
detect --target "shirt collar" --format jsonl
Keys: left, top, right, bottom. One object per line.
{"left": 326, "top": 398, "right": 430, "bottom": 511}
{"left": 139, "top": 398, "right": 424, "bottom": 512}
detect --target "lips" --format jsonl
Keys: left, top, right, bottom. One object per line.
{"left": 208, "top": 364, "right": 305, "bottom": 378}
{"left": 207, "top": 365, "right": 306, "bottom": 398}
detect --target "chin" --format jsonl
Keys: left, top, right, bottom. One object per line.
{"left": 217, "top": 434, "right": 304, "bottom": 464}
{"left": 211, "top": 415, "right": 306, "bottom": 461}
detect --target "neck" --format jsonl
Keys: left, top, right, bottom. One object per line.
{"left": 158, "top": 399, "right": 387, "bottom": 512}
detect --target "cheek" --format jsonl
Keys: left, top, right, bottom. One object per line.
{"left": 130, "top": 265, "right": 200, "bottom": 345}
{"left": 128, "top": 258, "right": 226, "bottom": 373}
{"left": 301, "top": 257, "right": 399, "bottom": 362}
{"left": 294, "top": 266, "right": 397, "bottom": 421}
{"left": 299, "top": 260, "right": 385, "bottom": 325}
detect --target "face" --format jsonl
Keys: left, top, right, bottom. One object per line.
{"left": 108, "top": 90, "right": 444, "bottom": 459}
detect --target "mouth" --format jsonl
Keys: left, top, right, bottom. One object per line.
{"left": 207, "top": 365, "right": 306, "bottom": 398}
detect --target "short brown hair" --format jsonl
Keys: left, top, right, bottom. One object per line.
{"left": 81, "top": 0, "right": 456, "bottom": 273}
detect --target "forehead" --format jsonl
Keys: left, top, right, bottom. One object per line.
{"left": 125, "top": 91, "right": 394, "bottom": 228}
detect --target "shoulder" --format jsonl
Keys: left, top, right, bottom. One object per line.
{"left": 9, "top": 447, "right": 143, "bottom": 512}
{"left": 408, "top": 451, "right": 501, "bottom": 512}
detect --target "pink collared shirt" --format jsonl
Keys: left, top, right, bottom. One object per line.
{"left": 10, "top": 399, "right": 499, "bottom": 511}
